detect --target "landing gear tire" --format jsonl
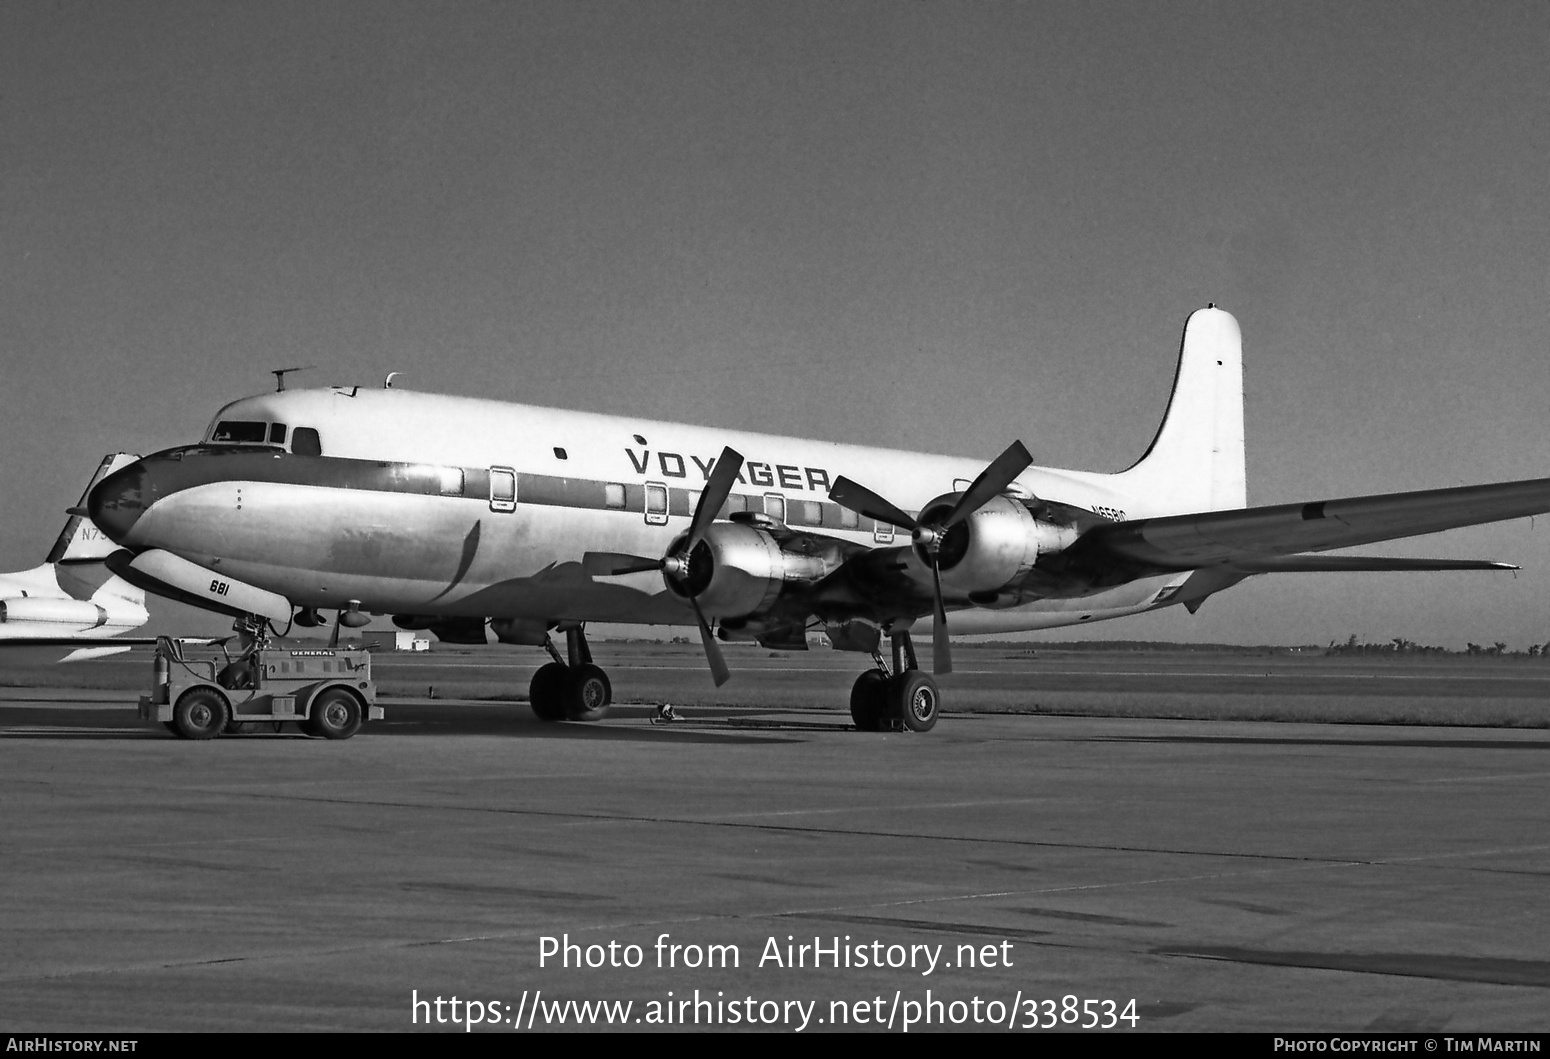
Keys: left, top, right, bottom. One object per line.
{"left": 311, "top": 688, "right": 363, "bottom": 740}
{"left": 564, "top": 664, "right": 612, "bottom": 721}
{"left": 529, "top": 662, "right": 569, "bottom": 722}
{"left": 850, "top": 670, "right": 889, "bottom": 731}
{"left": 172, "top": 688, "right": 229, "bottom": 740}
{"left": 890, "top": 670, "right": 939, "bottom": 733}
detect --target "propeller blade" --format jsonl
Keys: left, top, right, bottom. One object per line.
{"left": 944, "top": 440, "right": 1034, "bottom": 528}
{"left": 687, "top": 447, "right": 744, "bottom": 553}
{"left": 582, "top": 552, "right": 662, "bottom": 577}
{"left": 828, "top": 477, "right": 919, "bottom": 533}
{"left": 688, "top": 594, "right": 731, "bottom": 687}
{"left": 930, "top": 559, "right": 952, "bottom": 675}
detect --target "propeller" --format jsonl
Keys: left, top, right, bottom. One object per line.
{"left": 582, "top": 446, "right": 744, "bottom": 686}
{"left": 829, "top": 440, "right": 1033, "bottom": 675}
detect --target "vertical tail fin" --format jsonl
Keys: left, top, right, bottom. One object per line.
{"left": 46, "top": 454, "right": 138, "bottom": 564}
{"left": 1112, "top": 306, "right": 1245, "bottom": 514}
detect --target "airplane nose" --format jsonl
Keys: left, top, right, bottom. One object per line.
{"left": 88, "top": 460, "right": 150, "bottom": 544}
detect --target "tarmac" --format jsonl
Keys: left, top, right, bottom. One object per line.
{"left": 2, "top": 684, "right": 1548, "bottom": 1033}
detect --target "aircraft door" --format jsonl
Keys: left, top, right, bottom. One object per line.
{"left": 644, "top": 482, "right": 669, "bottom": 525}
{"left": 490, "top": 467, "right": 516, "bottom": 512}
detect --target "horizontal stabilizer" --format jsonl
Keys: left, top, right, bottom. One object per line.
{"left": 1070, "top": 476, "right": 1550, "bottom": 572}
{"left": 57, "top": 645, "right": 135, "bottom": 662}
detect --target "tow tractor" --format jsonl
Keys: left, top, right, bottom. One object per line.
{"left": 139, "top": 621, "right": 381, "bottom": 739}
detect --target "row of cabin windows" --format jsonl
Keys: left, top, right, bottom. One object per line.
{"left": 209, "top": 420, "right": 321, "bottom": 457}
{"left": 487, "top": 476, "right": 867, "bottom": 531}
{"left": 639, "top": 482, "right": 882, "bottom": 538}
{"left": 487, "top": 473, "right": 886, "bottom": 537}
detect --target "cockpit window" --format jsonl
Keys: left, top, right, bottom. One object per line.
{"left": 210, "top": 421, "right": 269, "bottom": 444}
{"left": 292, "top": 427, "right": 322, "bottom": 456}
{"left": 268, "top": 423, "right": 287, "bottom": 445}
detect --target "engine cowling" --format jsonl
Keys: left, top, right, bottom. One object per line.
{"left": 918, "top": 494, "right": 1078, "bottom": 595}
{"left": 664, "top": 522, "right": 837, "bottom": 620}
{"left": 0, "top": 597, "right": 132, "bottom": 629}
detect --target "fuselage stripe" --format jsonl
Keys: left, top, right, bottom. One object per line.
{"left": 140, "top": 446, "right": 903, "bottom": 533}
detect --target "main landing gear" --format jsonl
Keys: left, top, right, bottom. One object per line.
{"left": 849, "top": 628, "right": 939, "bottom": 733}
{"left": 528, "top": 625, "right": 612, "bottom": 722}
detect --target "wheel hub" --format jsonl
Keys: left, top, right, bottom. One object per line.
{"left": 909, "top": 685, "right": 937, "bottom": 722}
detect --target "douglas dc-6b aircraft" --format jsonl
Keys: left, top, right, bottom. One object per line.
{"left": 85, "top": 307, "right": 1550, "bottom": 731}
{"left": 1, "top": 454, "right": 152, "bottom": 662}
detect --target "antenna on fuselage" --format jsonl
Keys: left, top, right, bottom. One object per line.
{"left": 384, "top": 372, "right": 403, "bottom": 389}
{"left": 270, "top": 366, "right": 314, "bottom": 392}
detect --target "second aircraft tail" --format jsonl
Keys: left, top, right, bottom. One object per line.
{"left": 47, "top": 454, "right": 139, "bottom": 564}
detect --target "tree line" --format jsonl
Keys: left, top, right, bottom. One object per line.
{"left": 1326, "top": 635, "right": 1550, "bottom": 657}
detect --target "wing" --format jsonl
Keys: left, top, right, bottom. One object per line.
{"left": 1055, "top": 476, "right": 1550, "bottom": 576}
{"left": 1227, "top": 556, "right": 1515, "bottom": 573}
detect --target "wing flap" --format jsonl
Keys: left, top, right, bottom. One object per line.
{"left": 1077, "top": 477, "right": 1550, "bottom": 570}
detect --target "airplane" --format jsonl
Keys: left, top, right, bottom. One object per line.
{"left": 84, "top": 307, "right": 1549, "bottom": 731}
{"left": 0, "top": 454, "right": 153, "bottom": 662}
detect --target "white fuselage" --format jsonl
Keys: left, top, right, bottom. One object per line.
{"left": 104, "top": 387, "right": 1195, "bottom": 635}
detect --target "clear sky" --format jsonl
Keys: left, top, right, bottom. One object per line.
{"left": 2, "top": 2, "right": 1546, "bottom": 648}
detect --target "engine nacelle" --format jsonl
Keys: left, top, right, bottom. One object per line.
{"left": 0, "top": 597, "right": 114, "bottom": 628}
{"left": 919, "top": 494, "right": 1078, "bottom": 595}
{"left": 665, "top": 522, "right": 838, "bottom": 620}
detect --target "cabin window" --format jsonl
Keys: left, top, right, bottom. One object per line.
{"left": 644, "top": 482, "right": 669, "bottom": 525}
{"left": 604, "top": 483, "right": 626, "bottom": 510}
{"left": 438, "top": 467, "right": 464, "bottom": 496}
{"left": 490, "top": 467, "right": 517, "bottom": 512}
{"left": 268, "top": 423, "right": 287, "bottom": 445}
{"left": 839, "top": 505, "right": 859, "bottom": 530}
{"left": 210, "top": 420, "right": 268, "bottom": 445}
{"left": 873, "top": 519, "right": 894, "bottom": 544}
{"left": 764, "top": 494, "right": 786, "bottom": 523}
{"left": 801, "top": 500, "right": 822, "bottom": 525}
{"left": 292, "top": 428, "right": 322, "bottom": 456}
